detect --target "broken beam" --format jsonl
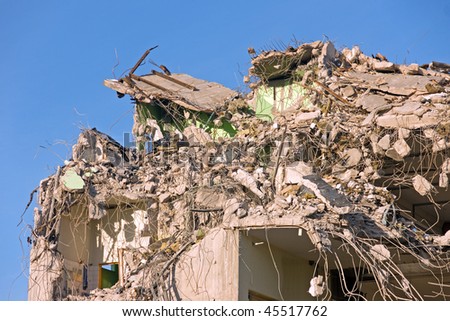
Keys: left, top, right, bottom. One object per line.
{"left": 191, "top": 208, "right": 223, "bottom": 212}
{"left": 129, "top": 45, "right": 159, "bottom": 75}
{"left": 313, "top": 80, "right": 353, "bottom": 106}
{"left": 152, "top": 70, "right": 198, "bottom": 91}
{"left": 121, "top": 76, "right": 148, "bottom": 98}
{"left": 122, "top": 76, "right": 135, "bottom": 87}
{"left": 271, "top": 125, "right": 287, "bottom": 191}
{"left": 130, "top": 73, "right": 173, "bottom": 94}
{"left": 429, "top": 61, "right": 450, "bottom": 73}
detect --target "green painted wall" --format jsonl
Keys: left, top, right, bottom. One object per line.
{"left": 255, "top": 80, "right": 311, "bottom": 121}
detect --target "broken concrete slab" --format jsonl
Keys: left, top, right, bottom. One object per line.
{"left": 439, "top": 173, "right": 448, "bottom": 189}
{"left": 392, "top": 102, "right": 421, "bottom": 115}
{"left": 398, "top": 128, "right": 411, "bottom": 140}
{"left": 61, "top": 169, "right": 85, "bottom": 191}
{"left": 346, "top": 71, "right": 444, "bottom": 96}
{"left": 399, "top": 63, "right": 422, "bottom": 75}
{"left": 308, "top": 275, "right": 324, "bottom": 297}
{"left": 72, "top": 128, "right": 128, "bottom": 166}
{"left": 232, "top": 169, "right": 265, "bottom": 199}
{"left": 373, "top": 61, "right": 397, "bottom": 73}
{"left": 106, "top": 72, "right": 239, "bottom": 113}
{"left": 158, "top": 192, "right": 172, "bottom": 203}
{"left": 223, "top": 198, "right": 241, "bottom": 217}
{"left": 295, "top": 110, "right": 321, "bottom": 123}
{"left": 337, "top": 169, "right": 358, "bottom": 183}
{"left": 355, "top": 94, "right": 388, "bottom": 112}
{"left": 442, "top": 158, "right": 450, "bottom": 174}
{"left": 385, "top": 139, "right": 411, "bottom": 161}
{"left": 370, "top": 244, "right": 391, "bottom": 261}
{"left": 376, "top": 114, "right": 421, "bottom": 129}
{"left": 377, "top": 134, "right": 391, "bottom": 150}
{"left": 236, "top": 207, "right": 248, "bottom": 218}
{"left": 343, "top": 148, "right": 362, "bottom": 168}
{"left": 432, "top": 139, "right": 450, "bottom": 153}
{"left": 301, "top": 174, "right": 353, "bottom": 214}
{"left": 249, "top": 42, "right": 321, "bottom": 80}
{"left": 144, "top": 182, "right": 158, "bottom": 193}
{"left": 341, "top": 85, "right": 356, "bottom": 98}
{"left": 421, "top": 111, "right": 440, "bottom": 127}
{"left": 412, "top": 175, "right": 433, "bottom": 196}
{"left": 284, "top": 161, "right": 313, "bottom": 184}
{"left": 361, "top": 104, "right": 391, "bottom": 126}
{"left": 318, "top": 42, "right": 337, "bottom": 77}
{"left": 421, "top": 92, "right": 448, "bottom": 104}
{"left": 183, "top": 125, "right": 212, "bottom": 145}
{"left": 319, "top": 42, "right": 336, "bottom": 67}
{"left": 342, "top": 46, "right": 361, "bottom": 63}
{"left": 195, "top": 188, "right": 226, "bottom": 209}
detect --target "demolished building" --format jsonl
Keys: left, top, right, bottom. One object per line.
{"left": 28, "top": 41, "right": 450, "bottom": 301}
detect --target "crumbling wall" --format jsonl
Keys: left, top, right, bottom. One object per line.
{"left": 28, "top": 237, "right": 64, "bottom": 300}
{"left": 173, "top": 228, "right": 239, "bottom": 300}
{"left": 238, "top": 230, "right": 315, "bottom": 301}
{"left": 28, "top": 41, "right": 450, "bottom": 301}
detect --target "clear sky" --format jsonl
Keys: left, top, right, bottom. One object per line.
{"left": 1, "top": 0, "right": 449, "bottom": 300}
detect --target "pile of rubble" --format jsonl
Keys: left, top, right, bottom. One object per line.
{"left": 28, "top": 40, "right": 450, "bottom": 301}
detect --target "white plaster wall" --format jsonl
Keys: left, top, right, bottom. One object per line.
{"left": 56, "top": 209, "right": 93, "bottom": 294}
{"left": 57, "top": 208, "right": 90, "bottom": 264}
{"left": 92, "top": 207, "right": 151, "bottom": 263}
{"left": 173, "top": 228, "right": 240, "bottom": 300}
{"left": 238, "top": 233, "right": 315, "bottom": 301}
{"left": 28, "top": 238, "right": 64, "bottom": 300}
{"left": 57, "top": 204, "right": 153, "bottom": 294}
{"left": 361, "top": 272, "right": 450, "bottom": 300}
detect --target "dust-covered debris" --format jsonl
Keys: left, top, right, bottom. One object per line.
{"left": 27, "top": 41, "right": 450, "bottom": 301}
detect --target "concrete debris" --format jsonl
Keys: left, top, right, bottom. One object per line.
{"left": 318, "top": 42, "right": 337, "bottom": 77}
{"left": 342, "top": 45, "right": 361, "bottom": 63}
{"left": 295, "top": 110, "right": 321, "bottom": 123}
{"left": 439, "top": 172, "right": 448, "bottom": 189}
{"left": 231, "top": 169, "right": 265, "bottom": 199}
{"left": 284, "top": 161, "right": 313, "bottom": 184}
{"left": 72, "top": 128, "right": 130, "bottom": 166}
{"left": 377, "top": 134, "right": 391, "bottom": 151}
{"left": 355, "top": 94, "right": 388, "bottom": 112}
{"left": 385, "top": 139, "right": 411, "bottom": 161}
{"left": 392, "top": 102, "right": 421, "bottom": 115}
{"left": 183, "top": 125, "right": 212, "bottom": 145}
{"left": 370, "top": 244, "right": 391, "bottom": 261}
{"left": 341, "top": 85, "right": 356, "bottom": 98}
{"left": 223, "top": 198, "right": 241, "bottom": 217}
{"left": 343, "top": 148, "right": 362, "bottom": 168}
{"left": 195, "top": 188, "right": 226, "bottom": 209}
{"left": 412, "top": 175, "right": 433, "bottom": 196}
{"left": 399, "top": 63, "right": 421, "bottom": 75}
{"left": 376, "top": 114, "right": 421, "bottom": 129}
{"left": 398, "top": 128, "right": 411, "bottom": 140}
{"left": 373, "top": 60, "right": 397, "bottom": 73}
{"left": 443, "top": 158, "right": 450, "bottom": 174}
{"left": 61, "top": 169, "right": 85, "bottom": 191}
{"left": 433, "top": 230, "right": 450, "bottom": 246}
{"left": 301, "top": 174, "right": 353, "bottom": 214}
{"left": 27, "top": 40, "right": 450, "bottom": 302}
{"left": 308, "top": 275, "right": 324, "bottom": 297}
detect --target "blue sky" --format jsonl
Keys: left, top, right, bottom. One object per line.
{"left": 1, "top": 0, "right": 449, "bottom": 300}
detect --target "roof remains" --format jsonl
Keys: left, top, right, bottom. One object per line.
{"left": 104, "top": 72, "right": 238, "bottom": 113}
{"left": 104, "top": 45, "right": 238, "bottom": 113}
{"left": 249, "top": 40, "right": 322, "bottom": 80}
